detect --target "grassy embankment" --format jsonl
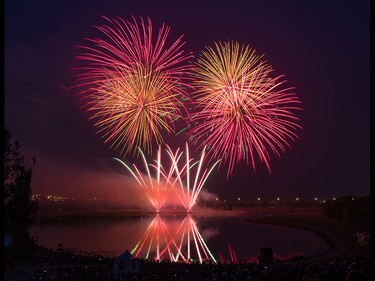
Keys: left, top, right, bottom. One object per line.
{"left": 242, "top": 206, "right": 370, "bottom": 261}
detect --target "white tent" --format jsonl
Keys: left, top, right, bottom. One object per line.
{"left": 113, "top": 249, "right": 140, "bottom": 274}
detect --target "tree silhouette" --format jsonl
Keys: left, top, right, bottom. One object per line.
{"left": 4, "top": 127, "right": 39, "bottom": 260}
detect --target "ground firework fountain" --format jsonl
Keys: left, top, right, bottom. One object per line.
{"left": 114, "top": 143, "right": 220, "bottom": 212}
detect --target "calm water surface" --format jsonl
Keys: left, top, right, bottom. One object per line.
{"left": 30, "top": 213, "right": 330, "bottom": 262}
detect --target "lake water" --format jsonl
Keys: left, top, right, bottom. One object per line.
{"left": 30, "top": 212, "right": 330, "bottom": 262}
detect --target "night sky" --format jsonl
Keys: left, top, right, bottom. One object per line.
{"left": 4, "top": 0, "right": 370, "bottom": 203}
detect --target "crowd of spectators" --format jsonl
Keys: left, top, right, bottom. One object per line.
{"left": 116, "top": 257, "right": 370, "bottom": 281}
{"left": 5, "top": 247, "right": 370, "bottom": 281}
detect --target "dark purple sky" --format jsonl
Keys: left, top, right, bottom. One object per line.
{"left": 4, "top": 0, "right": 370, "bottom": 203}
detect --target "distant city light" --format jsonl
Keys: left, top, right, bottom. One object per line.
{"left": 32, "top": 194, "right": 104, "bottom": 202}
{"left": 32, "top": 193, "right": 343, "bottom": 206}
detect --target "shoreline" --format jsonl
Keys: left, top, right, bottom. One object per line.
{"left": 34, "top": 206, "right": 370, "bottom": 262}
{"left": 242, "top": 208, "right": 370, "bottom": 263}
{"left": 7, "top": 207, "right": 369, "bottom": 280}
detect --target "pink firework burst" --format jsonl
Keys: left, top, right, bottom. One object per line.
{"left": 189, "top": 41, "right": 302, "bottom": 177}
{"left": 73, "top": 16, "right": 193, "bottom": 156}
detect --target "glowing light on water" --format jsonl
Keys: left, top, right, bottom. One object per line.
{"left": 131, "top": 214, "right": 217, "bottom": 264}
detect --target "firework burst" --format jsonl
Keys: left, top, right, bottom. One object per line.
{"left": 189, "top": 41, "right": 302, "bottom": 177}
{"left": 73, "top": 16, "right": 193, "bottom": 156}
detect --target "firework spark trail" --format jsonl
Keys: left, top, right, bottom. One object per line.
{"left": 228, "top": 244, "right": 238, "bottom": 264}
{"left": 157, "top": 215, "right": 217, "bottom": 263}
{"left": 219, "top": 253, "right": 224, "bottom": 263}
{"left": 131, "top": 215, "right": 184, "bottom": 261}
{"left": 189, "top": 41, "right": 302, "bottom": 177}
{"left": 172, "top": 214, "right": 218, "bottom": 263}
{"left": 165, "top": 143, "right": 221, "bottom": 212}
{"left": 131, "top": 215, "right": 217, "bottom": 263}
{"left": 115, "top": 143, "right": 220, "bottom": 212}
{"left": 131, "top": 216, "right": 155, "bottom": 259}
{"left": 188, "top": 216, "right": 217, "bottom": 263}
{"left": 156, "top": 216, "right": 188, "bottom": 262}
{"left": 114, "top": 146, "right": 170, "bottom": 212}
{"left": 73, "top": 16, "right": 193, "bottom": 156}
